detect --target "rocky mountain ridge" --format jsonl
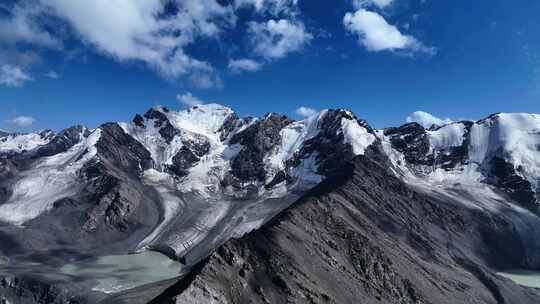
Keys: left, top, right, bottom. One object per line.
{"left": 1, "top": 106, "right": 540, "bottom": 303}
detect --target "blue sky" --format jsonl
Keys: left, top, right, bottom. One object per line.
{"left": 0, "top": 0, "right": 539, "bottom": 132}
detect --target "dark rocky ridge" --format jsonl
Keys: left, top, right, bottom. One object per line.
{"left": 36, "top": 125, "right": 90, "bottom": 158}
{"left": 488, "top": 155, "right": 537, "bottom": 212}
{"left": 384, "top": 122, "right": 433, "bottom": 166}
{"left": 168, "top": 142, "right": 210, "bottom": 177}
{"left": 156, "top": 153, "right": 540, "bottom": 304}
{"left": 291, "top": 109, "right": 371, "bottom": 177}
{"left": 143, "top": 107, "right": 180, "bottom": 144}
{"left": 228, "top": 113, "right": 293, "bottom": 183}
{"left": 0, "top": 122, "right": 161, "bottom": 263}
{"left": 135, "top": 107, "right": 214, "bottom": 177}
{"left": 0, "top": 274, "right": 92, "bottom": 304}
{"left": 1, "top": 109, "right": 540, "bottom": 304}
{"left": 384, "top": 121, "right": 475, "bottom": 170}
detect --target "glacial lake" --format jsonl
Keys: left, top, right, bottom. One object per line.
{"left": 59, "top": 251, "right": 183, "bottom": 294}
{"left": 497, "top": 270, "right": 540, "bottom": 289}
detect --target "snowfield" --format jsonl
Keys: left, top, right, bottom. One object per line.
{"left": 127, "top": 105, "right": 377, "bottom": 258}
{"left": 0, "top": 128, "right": 101, "bottom": 225}
{"left": 0, "top": 132, "right": 52, "bottom": 154}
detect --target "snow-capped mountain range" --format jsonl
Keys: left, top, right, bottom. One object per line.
{"left": 381, "top": 113, "right": 540, "bottom": 212}
{"left": 0, "top": 106, "right": 539, "bottom": 266}
{"left": 0, "top": 104, "right": 378, "bottom": 264}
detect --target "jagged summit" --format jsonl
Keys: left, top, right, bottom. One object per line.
{"left": 0, "top": 104, "right": 378, "bottom": 267}
{"left": 1, "top": 107, "right": 540, "bottom": 303}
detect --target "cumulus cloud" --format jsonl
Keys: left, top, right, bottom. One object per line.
{"left": 177, "top": 92, "right": 205, "bottom": 107}
{"left": 343, "top": 8, "right": 434, "bottom": 54}
{"left": 228, "top": 58, "right": 263, "bottom": 73}
{"left": 295, "top": 106, "right": 317, "bottom": 118}
{"left": 0, "top": 0, "right": 237, "bottom": 88}
{"left": 0, "top": 64, "right": 32, "bottom": 87}
{"left": 8, "top": 116, "right": 36, "bottom": 127}
{"left": 0, "top": 0, "right": 313, "bottom": 86}
{"left": 47, "top": 0, "right": 236, "bottom": 85}
{"left": 406, "top": 111, "right": 453, "bottom": 128}
{"left": 248, "top": 19, "right": 312, "bottom": 60}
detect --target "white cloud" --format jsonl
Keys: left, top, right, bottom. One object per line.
{"left": 343, "top": 8, "right": 434, "bottom": 54}
{"left": 248, "top": 19, "right": 312, "bottom": 60}
{"left": 0, "top": 3, "right": 61, "bottom": 48}
{"left": 0, "top": 0, "right": 312, "bottom": 86}
{"left": 406, "top": 111, "right": 453, "bottom": 128}
{"left": 228, "top": 59, "right": 263, "bottom": 73}
{"left": 36, "top": 0, "right": 236, "bottom": 87}
{"left": 353, "top": 0, "right": 394, "bottom": 9}
{"left": 295, "top": 106, "right": 317, "bottom": 118}
{"left": 0, "top": 64, "right": 32, "bottom": 87}
{"left": 45, "top": 70, "right": 59, "bottom": 79}
{"left": 8, "top": 116, "right": 36, "bottom": 127}
{"left": 235, "top": 0, "right": 299, "bottom": 16}
{"left": 177, "top": 92, "right": 205, "bottom": 107}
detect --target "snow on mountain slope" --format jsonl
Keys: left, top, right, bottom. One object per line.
{"left": 341, "top": 110, "right": 376, "bottom": 155}
{"left": 115, "top": 105, "right": 378, "bottom": 259}
{"left": 0, "top": 131, "right": 54, "bottom": 154}
{"left": 165, "top": 103, "right": 235, "bottom": 138}
{"left": 121, "top": 105, "right": 377, "bottom": 197}
{"left": 119, "top": 105, "right": 238, "bottom": 193}
{"left": 471, "top": 113, "right": 540, "bottom": 192}
{"left": 0, "top": 128, "right": 100, "bottom": 225}
{"left": 265, "top": 111, "right": 323, "bottom": 173}
{"left": 428, "top": 122, "right": 466, "bottom": 150}
{"left": 380, "top": 113, "right": 540, "bottom": 213}
{"left": 0, "top": 104, "right": 377, "bottom": 263}
{"left": 263, "top": 111, "right": 326, "bottom": 192}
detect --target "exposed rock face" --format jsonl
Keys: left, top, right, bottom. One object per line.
{"left": 229, "top": 113, "right": 293, "bottom": 183}
{"left": 217, "top": 112, "right": 242, "bottom": 141}
{"left": 383, "top": 116, "right": 539, "bottom": 213}
{"left": 169, "top": 144, "right": 210, "bottom": 177}
{"left": 383, "top": 121, "right": 475, "bottom": 170}
{"left": 36, "top": 125, "right": 90, "bottom": 158}
{"left": 133, "top": 114, "right": 145, "bottom": 128}
{"left": 0, "top": 121, "right": 160, "bottom": 271}
{"left": 81, "top": 123, "right": 156, "bottom": 232}
{"left": 488, "top": 154, "right": 537, "bottom": 212}
{"left": 0, "top": 275, "right": 88, "bottom": 304}
{"left": 166, "top": 155, "right": 540, "bottom": 304}
{"left": 384, "top": 122, "right": 432, "bottom": 166}
{"left": 144, "top": 108, "right": 180, "bottom": 143}
{"left": 167, "top": 132, "right": 211, "bottom": 178}
{"left": 95, "top": 123, "right": 154, "bottom": 173}
{"left": 293, "top": 109, "right": 368, "bottom": 177}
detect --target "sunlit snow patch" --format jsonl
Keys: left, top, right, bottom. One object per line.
{"left": 0, "top": 129, "right": 101, "bottom": 225}
{"left": 0, "top": 132, "right": 51, "bottom": 154}
{"left": 427, "top": 122, "right": 466, "bottom": 150}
